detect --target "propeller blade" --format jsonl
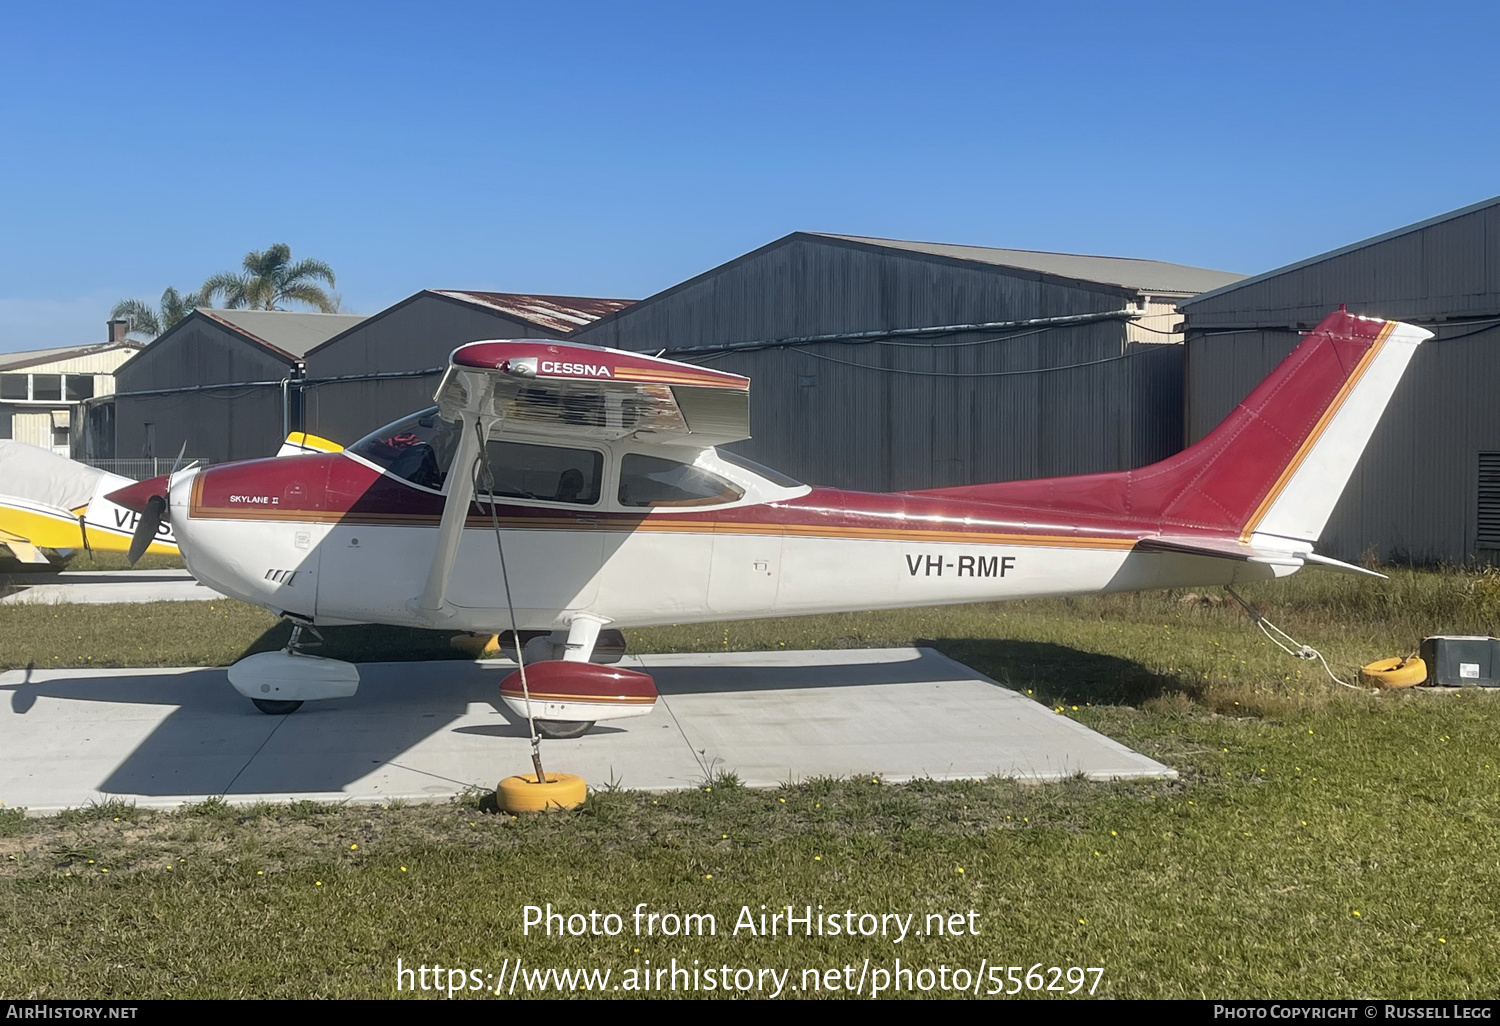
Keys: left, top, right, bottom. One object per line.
{"left": 170, "top": 439, "right": 188, "bottom": 475}
{"left": 127, "top": 494, "right": 166, "bottom": 566}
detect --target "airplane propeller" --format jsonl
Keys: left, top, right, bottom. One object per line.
{"left": 121, "top": 441, "right": 189, "bottom": 565}
{"left": 126, "top": 493, "right": 167, "bottom": 566}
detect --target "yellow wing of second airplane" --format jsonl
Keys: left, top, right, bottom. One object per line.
{"left": 0, "top": 442, "right": 178, "bottom": 560}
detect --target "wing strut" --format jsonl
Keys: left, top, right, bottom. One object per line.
{"left": 415, "top": 405, "right": 491, "bottom": 618}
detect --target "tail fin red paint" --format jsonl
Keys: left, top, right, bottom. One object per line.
{"left": 918, "top": 309, "right": 1430, "bottom": 545}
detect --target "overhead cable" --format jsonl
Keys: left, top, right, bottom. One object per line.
{"left": 781, "top": 340, "right": 1180, "bottom": 379}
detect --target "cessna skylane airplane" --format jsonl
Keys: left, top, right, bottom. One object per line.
{"left": 107, "top": 308, "right": 1427, "bottom": 736}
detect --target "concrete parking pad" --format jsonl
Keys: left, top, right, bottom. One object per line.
{"left": 0, "top": 569, "right": 225, "bottom": 605}
{"left": 0, "top": 648, "right": 1172, "bottom": 811}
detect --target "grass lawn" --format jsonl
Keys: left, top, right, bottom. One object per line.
{"left": 1, "top": 566, "right": 1498, "bottom": 998}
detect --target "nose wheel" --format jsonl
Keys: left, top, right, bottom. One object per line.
{"left": 232, "top": 621, "right": 356, "bottom": 716}
{"left": 252, "top": 698, "right": 304, "bottom": 715}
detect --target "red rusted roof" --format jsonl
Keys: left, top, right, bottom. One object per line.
{"left": 431, "top": 291, "right": 635, "bottom": 335}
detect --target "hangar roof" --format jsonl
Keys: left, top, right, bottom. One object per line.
{"left": 304, "top": 290, "right": 638, "bottom": 359}
{"left": 1178, "top": 193, "right": 1500, "bottom": 310}
{"left": 811, "top": 233, "right": 1245, "bottom": 297}
{"left": 430, "top": 291, "right": 636, "bottom": 335}
{"left": 198, "top": 309, "right": 369, "bottom": 359}
{"left": 0, "top": 341, "right": 141, "bottom": 372}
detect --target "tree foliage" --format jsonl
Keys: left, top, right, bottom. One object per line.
{"left": 109, "top": 287, "right": 205, "bottom": 340}
{"left": 200, "top": 243, "right": 338, "bottom": 312}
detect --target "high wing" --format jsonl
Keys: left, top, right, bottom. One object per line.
{"left": 414, "top": 339, "right": 749, "bottom": 619}
{"left": 433, "top": 339, "right": 750, "bottom": 447}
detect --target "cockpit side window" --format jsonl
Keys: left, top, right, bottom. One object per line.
{"left": 478, "top": 441, "right": 603, "bottom": 506}
{"left": 618, "top": 453, "right": 745, "bottom": 508}
{"left": 348, "top": 407, "right": 461, "bottom": 490}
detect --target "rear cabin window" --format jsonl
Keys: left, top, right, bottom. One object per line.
{"left": 715, "top": 448, "right": 803, "bottom": 488}
{"left": 618, "top": 454, "right": 744, "bottom": 508}
{"left": 349, "top": 407, "right": 462, "bottom": 490}
{"left": 479, "top": 441, "right": 602, "bottom": 506}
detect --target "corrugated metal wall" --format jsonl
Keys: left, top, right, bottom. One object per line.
{"left": 1182, "top": 198, "right": 1500, "bottom": 563}
{"left": 115, "top": 388, "right": 286, "bottom": 464}
{"left": 577, "top": 236, "right": 1134, "bottom": 349}
{"left": 692, "top": 328, "right": 1182, "bottom": 491}
{"left": 574, "top": 236, "right": 1184, "bottom": 491}
{"left": 1184, "top": 203, "right": 1500, "bottom": 329}
{"left": 303, "top": 295, "right": 566, "bottom": 446}
{"left": 114, "top": 320, "right": 292, "bottom": 463}
{"left": 11, "top": 411, "right": 53, "bottom": 450}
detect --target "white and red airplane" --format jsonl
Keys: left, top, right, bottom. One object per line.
{"left": 107, "top": 309, "right": 1427, "bottom": 735}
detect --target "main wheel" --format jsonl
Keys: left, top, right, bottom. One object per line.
{"left": 534, "top": 719, "right": 594, "bottom": 739}
{"left": 252, "top": 698, "right": 304, "bottom": 715}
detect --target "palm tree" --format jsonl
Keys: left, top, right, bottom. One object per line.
{"left": 200, "top": 243, "right": 338, "bottom": 312}
{"left": 110, "top": 286, "right": 206, "bottom": 339}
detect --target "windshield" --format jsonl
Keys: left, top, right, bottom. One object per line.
{"left": 348, "top": 407, "right": 461, "bottom": 490}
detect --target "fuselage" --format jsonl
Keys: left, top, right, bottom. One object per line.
{"left": 167, "top": 429, "right": 1273, "bottom": 634}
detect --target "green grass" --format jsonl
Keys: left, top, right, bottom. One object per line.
{"left": 66, "top": 551, "right": 187, "bottom": 572}
{"left": 1, "top": 565, "right": 1498, "bottom": 998}
{"left": 1, "top": 696, "right": 1496, "bottom": 999}
{"left": 0, "top": 602, "right": 467, "bottom": 670}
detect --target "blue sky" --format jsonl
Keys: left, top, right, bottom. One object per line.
{"left": 1, "top": 1, "right": 1496, "bottom": 350}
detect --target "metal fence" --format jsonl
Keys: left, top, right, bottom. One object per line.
{"left": 81, "top": 458, "right": 216, "bottom": 481}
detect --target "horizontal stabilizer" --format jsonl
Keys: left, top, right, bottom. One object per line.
{"left": 1133, "top": 534, "right": 1304, "bottom": 567}
{"left": 2, "top": 539, "right": 53, "bottom": 564}
{"left": 1302, "top": 552, "right": 1387, "bottom": 578}
{"left": 1134, "top": 535, "right": 1387, "bottom": 579}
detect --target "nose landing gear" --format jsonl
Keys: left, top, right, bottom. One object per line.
{"left": 229, "top": 621, "right": 359, "bottom": 716}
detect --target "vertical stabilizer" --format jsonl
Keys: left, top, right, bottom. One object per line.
{"left": 914, "top": 309, "right": 1430, "bottom": 548}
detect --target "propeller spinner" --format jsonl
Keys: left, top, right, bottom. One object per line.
{"left": 105, "top": 474, "right": 172, "bottom": 566}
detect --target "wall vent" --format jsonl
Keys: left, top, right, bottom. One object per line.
{"left": 1477, "top": 453, "right": 1500, "bottom": 549}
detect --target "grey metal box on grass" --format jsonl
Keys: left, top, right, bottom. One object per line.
{"left": 1419, "top": 636, "right": 1500, "bottom": 687}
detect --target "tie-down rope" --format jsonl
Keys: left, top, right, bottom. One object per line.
{"left": 472, "top": 418, "right": 547, "bottom": 782}
{"left": 1222, "top": 585, "right": 1368, "bottom": 692}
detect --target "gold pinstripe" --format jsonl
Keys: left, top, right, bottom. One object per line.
{"left": 1239, "top": 320, "right": 1396, "bottom": 542}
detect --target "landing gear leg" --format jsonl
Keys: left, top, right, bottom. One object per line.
{"left": 286, "top": 621, "right": 324, "bottom": 654}
{"left": 560, "top": 614, "right": 607, "bottom": 662}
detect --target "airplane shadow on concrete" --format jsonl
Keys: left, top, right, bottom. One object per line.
{"left": 0, "top": 642, "right": 1173, "bottom": 800}
{"left": 0, "top": 662, "right": 524, "bottom": 797}
{"left": 639, "top": 647, "right": 966, "bottom": 693}
{"left": 919, "top": 638, "right": 1192, "bottom": 706}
